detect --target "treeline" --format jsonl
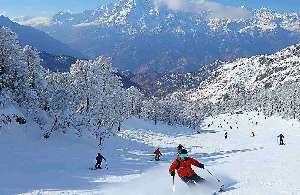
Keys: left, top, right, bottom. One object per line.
{"left": 140, "top": 81, "right": 300, "bottom": 129}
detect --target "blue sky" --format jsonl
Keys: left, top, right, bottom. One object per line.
{"left": 0, "top": 0, "right": 300, "bottom": 17}
{"left": 0, "top": 0, "right": 102, "bottom": 17}
{"left": 214, "top": 0, "right": 300, "bottom": 14}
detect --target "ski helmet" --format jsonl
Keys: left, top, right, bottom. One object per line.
{"left": 177, "top": 144, "right": 185, "bottom": 153}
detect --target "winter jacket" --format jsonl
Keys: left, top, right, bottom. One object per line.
{"left": 96, "top": 155, "right": 106, "bottom": 163}
{"left": 169, "top": 157, "right": 204, "bottom": 177}
{"left": 278, "top": 134, "right": 284, "bottom": 139}
{"left": 154, "top": 149, "right": 162, "bottom": 156}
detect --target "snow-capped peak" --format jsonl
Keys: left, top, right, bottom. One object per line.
{"left": 48, "top": 2, "right": 300, "bottom": 35}
{"left": 173, "top": 44, "right": 300, "bottom": 103}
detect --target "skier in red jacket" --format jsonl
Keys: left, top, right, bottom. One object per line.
{"left": 154, "top": 148, "right": 162, "bottom": 161}
{"left": 169, "top": 149, "right": 205, "bottom": 186}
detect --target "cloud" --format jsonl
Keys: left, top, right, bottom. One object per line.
{"left": 154, "top": 0, "right": 251, "bottom": 20}
{"left": 13, "top": 16, "right": 50, "bottom": 26}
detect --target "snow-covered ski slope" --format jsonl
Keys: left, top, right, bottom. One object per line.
{"left": 1, "top": 108, "right": 300, "bottom": 194}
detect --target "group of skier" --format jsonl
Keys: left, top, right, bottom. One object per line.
{"left": 94, "top": 132, "right": 285, "bottom": 172}
{"left": 93, "top": 145, "right": 210, "bottom": 190}
{"left": 224, "top": 131, "right": 285, "bottom": 145}
{"left": 92, "top": 127, "right": 286, "bottom": 192}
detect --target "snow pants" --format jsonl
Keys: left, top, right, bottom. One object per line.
{"left": 155, "top": 155, "right": 160, "bottom": 161}
{"left": 180, "top": 174, "right": 205, "bottom": 186}
{"left": 95, "top": 161, "right": 102, "bottom": 169}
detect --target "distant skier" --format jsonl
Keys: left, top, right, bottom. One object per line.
{"left": 224, "top": 132, "right": 228, "bottom": 139}
{"left": 154, "top": 148, "right": 162, "bottom": 161}
{"left": 277, "top": 134, "right": 285, "bottom": 145}
{"left": 251, "top": 132, "right": 255, "bottom": 137}
{"left": 169, "top": 149, "right": 205, "bottom": 187}
{"left": 98, "top": 136, "right": 103, "bottom": 146}
{"left": 95, "top": 153, "right": 106, "bottom": 169}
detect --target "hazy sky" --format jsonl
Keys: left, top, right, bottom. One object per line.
{"left": 0, "top": 0, "right": 300, "bottom": 18}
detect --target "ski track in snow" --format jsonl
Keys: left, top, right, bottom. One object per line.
{"left": 2, "top": 112, "right": 300, "bottom": 194}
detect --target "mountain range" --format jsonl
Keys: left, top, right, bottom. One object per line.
{"left": 35, "top": 0, "right": 300, "bottom": 73}
{"left": 0, "top": 15, "right": 83, "bottom": 58}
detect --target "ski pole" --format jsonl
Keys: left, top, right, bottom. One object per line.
{"left": 172, "top": 175, "right": 175, "bottom": 185}
{"left": 104, "top": 160, "right": 108, "bottom": 170}
{"left": 172, "top": 175, "right": 176, "bottom": 192}
{"left": 206, "top": 169, "right": 225, "bottom": 191}
{"left": 206, "top": 169, "right": 221, "bottom": 183}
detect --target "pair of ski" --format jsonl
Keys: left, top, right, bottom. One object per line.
{"left": 149, "top": 159, "right": 167, "bottom": 162}
{"left": 89, "top": 164, "right": 109, "bottom": 171}
{"left": 89, "top": 167, "right": 102, "bottom": 170}
{"left": 213, "top": 186, "right": 226, "bottom": 195}
{"left": 89, "top": 166, "right": 109, "bottom": 171}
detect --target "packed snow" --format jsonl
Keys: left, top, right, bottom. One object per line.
{"left": 1, "top": 109, "right": 300, "bottom": 194}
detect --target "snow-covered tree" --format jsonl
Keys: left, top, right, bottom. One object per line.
{"left": 125, "top": 86, "right": 143, "bottom": 116}
{"left": 23, "top": 45, "right": 45, "bottom": 89}
{"left": 69, "top": 57, "right": 129, "bottom": 134}
{"left": 44, "top": 72, "right": 72, "bottom": 136}
{"left": 0, "top": 27, "right": 24, "bottom": 89}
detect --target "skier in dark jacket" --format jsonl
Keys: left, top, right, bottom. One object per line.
{"left": 154, "top": 148, "right": 162, "bottom": 161}
{"left": 169, "top": 149, "right": 205, "bottom": 187}
{"left": 277, "top": 134, "right": 285, "bottom": 145}
{"left": 224, "top": 132, "right": 228, "bottom": 139}
{"left": 95, "top": 153, "right": 106, "bottom": 169}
